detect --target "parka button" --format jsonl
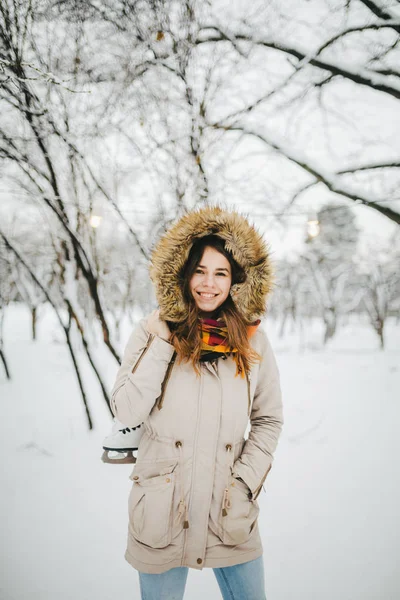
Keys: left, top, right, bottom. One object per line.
{"left": 225, "top": 443, "right": 232, "bottom": 451}
{"left": 197, "top": 558, "right": 203, "bottom": 564}
{"left": 175, "top": 441, "right": 182, "bottom": 447}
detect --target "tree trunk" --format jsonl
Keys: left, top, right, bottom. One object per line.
{"left": 279, "top": 313, "right": 287, "bottom": 338}
{"left": 64, "top": 325, "right": 93, "bottom": 430}
{"left": 376, "top": 318, "right": 385, "bottom": 350}
{"left": 0, "top": 348, "right": 11, "bottom": 379}
{"left": 32, "top": 306, "right": 37, "bottom": 340}
{"left": 323, "top": 307, "right": 337, "bottom": 344}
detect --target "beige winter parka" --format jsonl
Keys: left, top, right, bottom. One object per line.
{"left": 111, "top": 207, "right": 284, "bottom": 574}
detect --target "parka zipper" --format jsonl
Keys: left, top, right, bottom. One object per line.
{"left": 175, "top": 440, "right": 189, "bottom": 529}
{"left": 156, "top": 350, "right": 177, "bottom": 410}
{"left": 222, "top": 443, "right": 233, "bottom": 517}
{"left": 252, "top": 464, "right": 272, "bottom": 501}
{"left": 131, "top": 333, "right": 155, "bottom": 375}
{"left": 245, "top": 370, "right": 251, "bottom": 416}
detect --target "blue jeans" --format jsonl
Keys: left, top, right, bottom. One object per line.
{"left": 138, "top": 555, "right": 266, "bottom": 600}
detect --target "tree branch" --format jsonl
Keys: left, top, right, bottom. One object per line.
{"left": 338, "top": 161, "right": 400, "bottom": 174}
{"left": 197, "top": 31, "right": 400, "bottom": 101}
{"left": 211, "top": 123, "right": 400, "bottom": 224}
{"left": 359, "top": 0, "right": 400, "bottom": 33}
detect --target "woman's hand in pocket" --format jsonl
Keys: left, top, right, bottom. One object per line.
{"left": 234, "top": 477, "right": 253, "bottom": 500}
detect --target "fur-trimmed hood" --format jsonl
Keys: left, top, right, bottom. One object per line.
{"left": 149, "top": 206, "right": 274, "bottom": 322}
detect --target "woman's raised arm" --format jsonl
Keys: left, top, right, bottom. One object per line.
{"left": 110, "top": 317, "right": 175, "bottom": 427}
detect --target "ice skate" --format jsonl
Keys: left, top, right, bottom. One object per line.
{"left": 101, "top": 418, "right": 144, "bottom": 464}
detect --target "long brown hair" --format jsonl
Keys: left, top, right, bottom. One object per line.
{"left": 168, "top": 235, "right": 261, "bottom": 375}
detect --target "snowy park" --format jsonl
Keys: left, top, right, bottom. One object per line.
{"left": 1, "top": 0, "right": 400, "bottom": 599}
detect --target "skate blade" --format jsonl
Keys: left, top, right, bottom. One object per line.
{"left": 101, "top": 450, "right": 136, "bottom": 464}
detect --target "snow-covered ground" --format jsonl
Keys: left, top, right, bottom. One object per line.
{"left": 0, "top": 303, "right": 399, "bottom": 600}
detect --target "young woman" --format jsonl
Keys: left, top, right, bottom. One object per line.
{"left": 110, "top": 206, "right": 284, "bottom": 600}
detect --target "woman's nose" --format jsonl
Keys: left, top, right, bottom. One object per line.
{"left": 203, "top": 273, "right": 216, "bottom": 287}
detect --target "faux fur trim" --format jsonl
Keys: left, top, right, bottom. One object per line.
{"left": 149, "top": 206, "right": 274, "bottom": 322}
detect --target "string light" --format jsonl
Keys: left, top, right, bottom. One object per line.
{"left": 89, "top": 214, "right": 102, "bottom": 228}
{"left": 90, "top": 201, "right": 104, "bottom": 228}
{"left": 1, "top": 190, "right": 398, "bottom": 221}
{"left": 307, "top": 219, "right": 320, "bottom": 237}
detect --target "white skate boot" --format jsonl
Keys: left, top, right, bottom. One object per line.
{"left": 101, "top": 417, "right": 144, "bottom": 464}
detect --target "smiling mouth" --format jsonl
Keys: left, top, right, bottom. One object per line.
{"left": 197, "top": 292, "right": 218, "bottom": 299}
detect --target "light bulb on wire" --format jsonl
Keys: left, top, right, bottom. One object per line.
{"left": 90, "top": 201, "right": 104, "bottom": 228}
{"left": 307, "top": 218, "right": 320, "bottom": 238}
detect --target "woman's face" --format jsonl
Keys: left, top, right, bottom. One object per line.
{"left": 189, "top": 246, "right": 232, "bottom": 318}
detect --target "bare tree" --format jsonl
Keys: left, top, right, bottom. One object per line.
{"left": 358, "top": 233, "right": 400, "bottom": 348}
{"left": 269, "top": 259, "right": 306, "bottom": 337}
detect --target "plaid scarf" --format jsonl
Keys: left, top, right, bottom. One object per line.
{"left": 198, "top": 317, "right": 261, "bottom": 378}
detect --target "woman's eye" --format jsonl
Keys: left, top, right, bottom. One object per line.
{"left": 216, "top": 272, "right": 226, "bottom": 276}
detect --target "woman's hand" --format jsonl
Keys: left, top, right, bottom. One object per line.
{"left": 146, "top": 309, "right": 171, "bottom": 342}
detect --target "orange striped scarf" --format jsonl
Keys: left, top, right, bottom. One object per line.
{"left": 198, "top": 317, "right": 261, "bottom": 378}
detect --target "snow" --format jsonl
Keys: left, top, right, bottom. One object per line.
{"left": 0, "top": 303, "right": 399, "bottom": 600}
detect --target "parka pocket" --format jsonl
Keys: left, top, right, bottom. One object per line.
{"left": 128, "top": 462, "right": 178, "bottom": 549}
{"left": 220, "top": 475, "right": 260, "bottom": 546}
